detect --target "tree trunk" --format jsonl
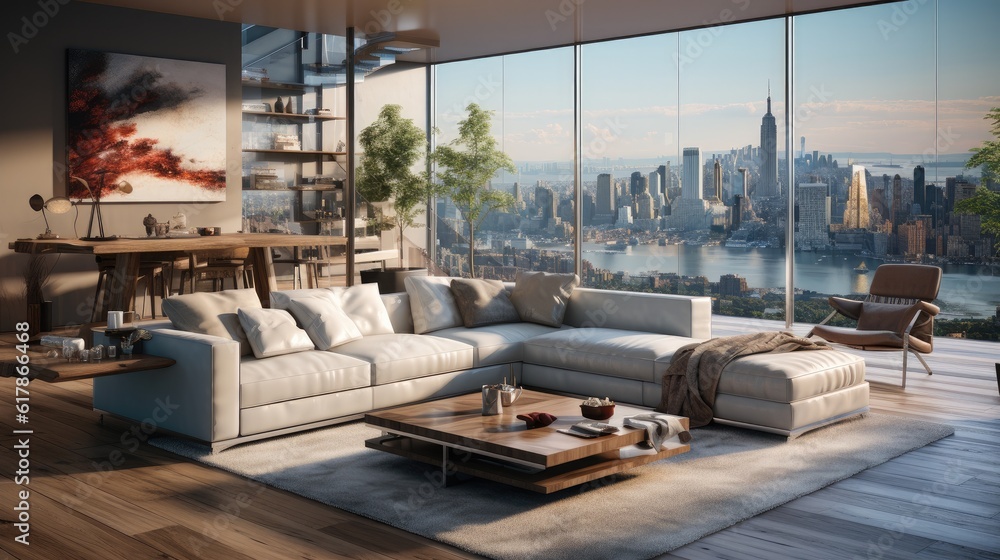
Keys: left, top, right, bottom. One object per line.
{"left": 397, "top": 223, "right": 405, "bottom": 268}
{"left": 468, "top": 224, "right": 476, "bottom": 278}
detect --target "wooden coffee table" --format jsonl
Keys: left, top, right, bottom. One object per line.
{"left": 364, "top": 389, "right": 690, "bottom": 493}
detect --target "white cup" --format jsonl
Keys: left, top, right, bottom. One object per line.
{"left": 107, "top": 311, "right": 124, "bottom": 330}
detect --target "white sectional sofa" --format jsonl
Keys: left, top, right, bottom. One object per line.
{"left": 92, "top": 282, "right": 869, "bottom": 451}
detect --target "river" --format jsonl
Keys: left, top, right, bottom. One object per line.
{"left": 556, "top": 243, "right": 1000, "bottom": 319}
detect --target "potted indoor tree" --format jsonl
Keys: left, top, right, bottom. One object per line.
{"left": 356, "top": 104, "right": 437, "bottom": 292}
{"left": 431, "top": 103, "right": 516, "bottom": 278}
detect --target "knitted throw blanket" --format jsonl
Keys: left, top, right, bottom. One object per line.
{"left": 656, "top": 331, "right": 830, "bottom": 428}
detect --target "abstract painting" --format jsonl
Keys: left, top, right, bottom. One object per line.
{"left": 67, "top": 49, "right": 226, "bottom": 202}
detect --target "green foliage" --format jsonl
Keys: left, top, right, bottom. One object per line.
{"left": 958, "top": 107, "right": 1000, "bottom": 255}
{"left": 356, "top": 104, "right": 437, "bottom": 264}
{"left": 431, "top": 103, "right": 517, "bottom": 276}
{"left": 955, "top": 187, "right": 1000, "bottom": 245}
{"left": 966, "top": 107, "right": 1000, "bottom": 185}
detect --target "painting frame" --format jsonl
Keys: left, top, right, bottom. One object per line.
{"left": 66, "top": 48, "right": 227, "bottom": 203}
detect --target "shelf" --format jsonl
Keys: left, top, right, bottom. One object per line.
{"left": 289, "top": 184, "right": 342, "bottom": 191}
{"left": 242, "top": 149, "right": 346, "bottom": 156}
{"left": 241, "top": 79, "right": 311, "bottom": 91}
{"left": 244, "top": 184, "right": 343, "bottom": 192}
{"left": 242, "top": 110, "right": 344, "bottom": 121}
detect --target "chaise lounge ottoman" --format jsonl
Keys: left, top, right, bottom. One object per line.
{"left": 521, "top": 329, "right": 869, "bottom": 439}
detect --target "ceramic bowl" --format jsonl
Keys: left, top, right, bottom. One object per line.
{"left": 580, "top": 403, "right": 615, "bottom": 420}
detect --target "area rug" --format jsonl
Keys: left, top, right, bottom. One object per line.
{"left": 150, "top": 413, "right": 953, "bottom": 560}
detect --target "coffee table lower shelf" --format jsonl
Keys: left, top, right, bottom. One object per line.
{"left": 365, "top": 433, "right": 690, "bottom": 494}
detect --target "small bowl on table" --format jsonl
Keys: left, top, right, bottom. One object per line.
{"left": 580, "top": 403, "right": 615, "bottom": 420}
{"left": 197, "top": 226, "right": 221, "bottom": 236}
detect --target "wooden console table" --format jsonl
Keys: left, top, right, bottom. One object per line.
{"left": 9, "top": 233, "right": 347, "bottom": 316}
{"left": 0, "top": 344, "right": 175, "bottom": 383}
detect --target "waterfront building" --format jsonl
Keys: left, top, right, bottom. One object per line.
{"left": 720, "top": 274, "right": 749, "bottom": 297}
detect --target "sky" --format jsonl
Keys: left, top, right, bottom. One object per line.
{"left": 434, "top": 0, "right": 1000, "bottom": 166}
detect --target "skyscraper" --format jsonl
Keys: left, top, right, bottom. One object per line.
{"left": 657, "top": 163, "right": 671, "bottom": 196}
{"left": 759, "top": 87, "right": 779, "bottom": 197}
{"left": 712, "top": 159, "right": 723, "bottom": 202}
{"left": 798, "top": 182, "right": 831, "bottom": 249}
{"left": 891, "top": 174, "right": 902, "bottom": 230}
{"left": 913, "top": 165, "right": 925, "bottom": 214}
{"left": 843, "top": 164, "right": 870, "bottom": 230}
{"left": 596, "top": 173, "right": 614, "bottom": 222}
{"left": 647, "top": 171, "right": 661, "bottom": 199}
{"left": 682, "top": 147, "right": 702, "bottom": 200}
{"left": 630, "top": 171, "right": 647, "bottom": 197}
{"left": 535, "top": 185, "right": 555, "bottom": 228}
{"left": 734, "top": 167, "right": 750, "bottom": 202}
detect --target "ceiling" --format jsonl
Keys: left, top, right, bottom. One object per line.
{"left": 80, "top": 0, "right": 888, "bottom": 64}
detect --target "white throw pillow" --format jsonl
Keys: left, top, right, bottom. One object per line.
{"left": 327, "top": 283, "right": 394, "bottom": 336}
{"left": 287, "top": 297, "right": 363, "bottom": 350}
{"left": 404, "top": 276, "right": 464, "bottom": 334}
{"left": 237, "top": 308, "right": 314, "bottom": 359}
{"left": 161, "top": 289, "right": 260, "bottom": 356}
{"left": 269, "top": 288, "right": 338, "bottom": 311}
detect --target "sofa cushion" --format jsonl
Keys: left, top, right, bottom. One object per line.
{"left": 333, "top": 333, "right": 474, "bottom": 385}
{"left": 433, "top": 323, "right": 563, "bottom": 367}
{"left": 405, "top": 276, "right": 463, "bottom": 334}
{"left": 161, "top": 288, "right": 260, "bottom": 356}
{"left": 449, "top": 278, "right": 520, "bottom": 328}
{"left": 237, "top": 308, "right": 314, "bottom": 359}
{"left": 240, "top": 350, "right": 371, "bottom": 408}
{"left": 509, "top": 270, "right": 580, "bottom": 327}
{"left": 712, "top": 350, "right": 866, "bottom": 403}
{"left": 270, "top": 284, "right": 393, "bottom": 336}
{"left": 523, "top": 328, "right": 697, "bottom": 383}
{"left": 328, "top": 284, "right": 394, "bottom": 336}
{"left": 287, "top": 297, "right": 363, "bottom": 350}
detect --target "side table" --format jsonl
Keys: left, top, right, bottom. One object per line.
{"left": 0, "top": 344, "right": 174, "bottom": 383}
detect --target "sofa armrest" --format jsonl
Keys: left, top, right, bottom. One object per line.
{"left": 563, "top": 288, "right": 712, "bottom": 339}
{"left": 92, "top": 328, "right": 241, "bottom": 444}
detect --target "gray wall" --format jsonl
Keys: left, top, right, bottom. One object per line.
{"left": 0, "top": 0, "right": 242, "bottom": 329}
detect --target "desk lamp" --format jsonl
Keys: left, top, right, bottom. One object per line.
{"left": 71, "top": 173, "right": 133, "bottom": 241}
{"left": 29, "top": 194, "right": 73, "bottom": 239}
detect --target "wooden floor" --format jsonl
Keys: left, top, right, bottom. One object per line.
{"left": 0, "top": 316, "right": 997, "bottom": 560}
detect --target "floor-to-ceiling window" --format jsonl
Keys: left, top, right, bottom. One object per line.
{"left": 431, "top": 0, "right": 1000, "bottom": 339}
{"left": 433, "top": 48, "right": 575, "bottom": 279}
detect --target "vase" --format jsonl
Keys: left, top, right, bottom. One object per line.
{"left": 285, "top": 97, "right": 293, "bottom": 113}
{"left": 274, "top": 96, "right": 284, "bottom": 113}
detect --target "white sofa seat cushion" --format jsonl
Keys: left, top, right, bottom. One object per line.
{"left": 432, "top": 323, "right": 563, "bottom": 367}
{"left": 333, "top": 333, "right": 474, "bottom": 385}
{"left": 708, "top": 350, "right": 866, "bottom": 403}
{"left": 240, "top": 351, "right": 371, "bottom": 408}
{"left": 523, "top": 328, "right": 697, "bottom": 383}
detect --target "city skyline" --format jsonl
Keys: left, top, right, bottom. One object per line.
{"left": 435, "top": 0, "right": 1000, "bottom": 172}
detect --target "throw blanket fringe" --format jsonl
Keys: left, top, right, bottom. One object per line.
{"left": 656, "top": 332, "right": 830, "bottom": 428}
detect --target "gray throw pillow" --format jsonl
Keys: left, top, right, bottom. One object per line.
{"left": 449, "top": 278, "right": 520, "bottom": 328}
{"left": 509, "top": 270, "right": 580, "bottom": 327}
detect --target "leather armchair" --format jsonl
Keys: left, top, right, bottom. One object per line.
{"left": 808, "top": 264, "right": 942, "bottom": 388}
